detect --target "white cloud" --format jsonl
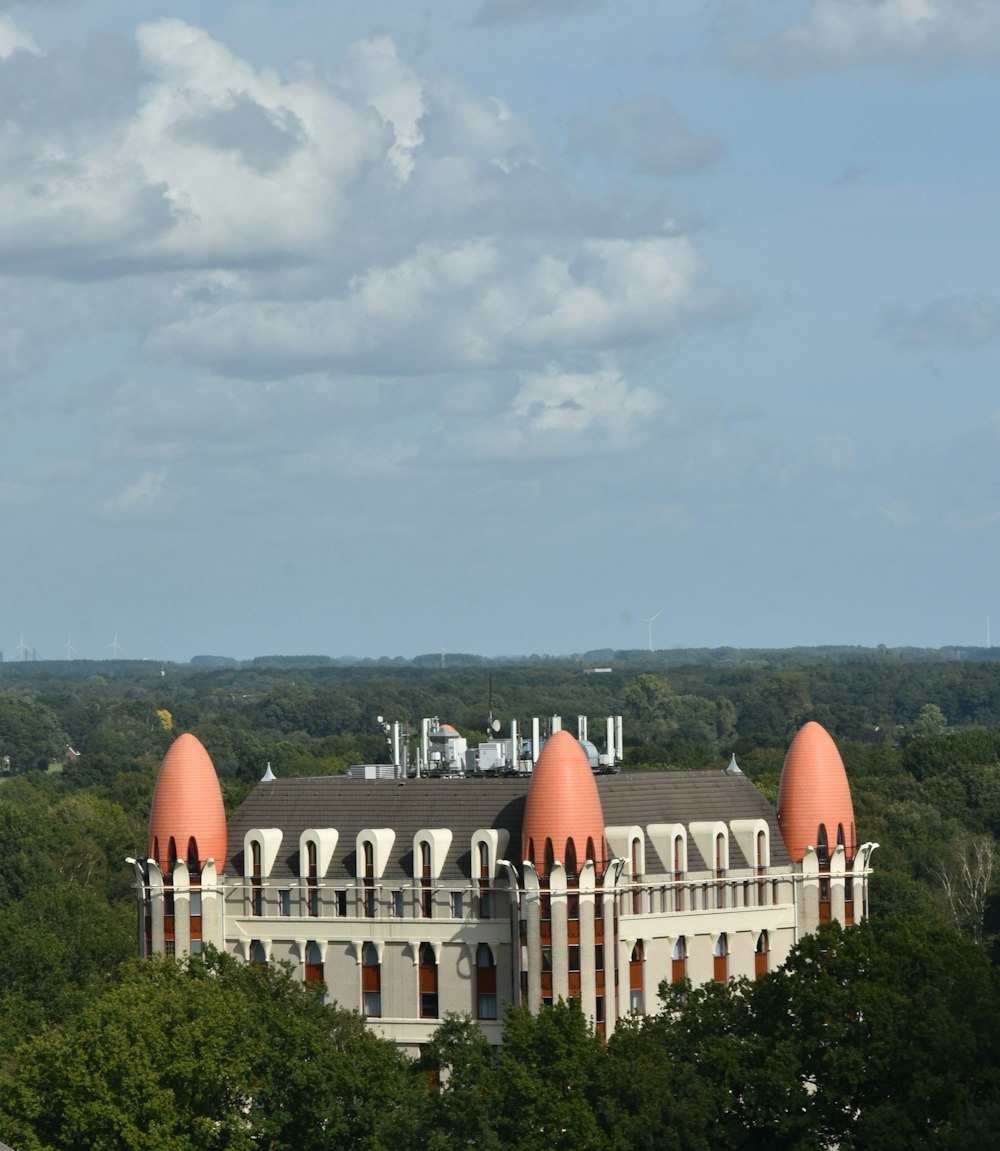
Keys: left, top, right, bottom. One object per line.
{"left": 730, "top": 0, "right": 1000, "bottom": 71}
{"left": 0, "top": 14, "right": 37, "bottom": 59}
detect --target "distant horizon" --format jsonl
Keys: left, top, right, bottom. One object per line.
{"left": 1, "top": 641, "right": 998, "bottom": 669}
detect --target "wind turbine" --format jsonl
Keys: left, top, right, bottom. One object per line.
{"left": 64, "top": 635, "right": 76, "bottom": 660}
{"left": 109, "top": 632, "right": 122, "bottom": 660}
{"left": 14, "top": 633, "right": 28, "bottom": 661}
{"left": 642, "top": 609, "right": 663, "bottom": 652}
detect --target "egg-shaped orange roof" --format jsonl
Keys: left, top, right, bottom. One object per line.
{"left": 148, "top": 733, "right": 227, "bottom": 873}
{"left": 522, "top": 729, "right": 606, "bottom": 877}
{"left": 778, "top": 721, "right": 856, "bottom": 863}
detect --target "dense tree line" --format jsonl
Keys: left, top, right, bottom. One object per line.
{"left": 0, "top": 920, "right": 997, "bottom": 1151}
{"left": 1, "top": 656, "right": 1000, "bottom": 1146}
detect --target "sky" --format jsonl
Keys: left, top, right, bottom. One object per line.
{"left": 1, "top": 0, "right": 999, "bottom": 662}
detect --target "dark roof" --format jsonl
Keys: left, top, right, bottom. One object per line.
{"left": 225, "top": 770, "right": 788, "bottom": 883}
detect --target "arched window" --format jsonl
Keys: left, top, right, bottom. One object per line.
{"left": 671, "top": 936, "right": 687, "bottom": 983}
{"left": 364, "top": 841, "right": 376, "bottom": 919}
{"left": 305, "top": 941, "right": 324, "bottom": 986}
{"left": 306, "top": 840, "right": 318, "bottom": 917}
{"left": 629, "top": 941, "right": 645, "bottom": 1013}
{"left": 585, "top": 836, "right": 597, "bottom": 864}
{"left": 476, "top": 942, "right": 497, "bottom": 1020}
{"left": 673, "top": 835, "right": 684, "bottom": 911}
{"left": 754, "top": 931, "right": 769, "bottom": 977}
{"left": 187, "top": 836, "right": 200, "bottom": 879}
{"left": 362, "top": 942, "right": 381, "bottom": 1017}
{"left": 250, "top": 940, "right": 267, "bottom": 966}
{"left": 420, "top": 841, "right": 432, "bottom": 918}
{"left": 478, "top": 842, "right": 492, "bottom": 919}
{"left": 713, "top": 933, "right": 729, "bottom": 985}
{"left": 544, "top": 838, "right": 555, "bottom": 876}
{"left": 565, "top": 838, "right": 578, "bottom": 879}
{"left": 419, "top": 942, "right": 438, "bottom": 1018}
{"left": 251, "top": 841, "right": 263, "bottom": 917}
{"left": 715, "top": 833, "right": 726, "bottom": 909}
{"left": 817, "top": 823, "right": 829, "bottom": 867}
{"left": 756, "top": 830, "right": 767, "bottom": 905}
{"left": 630, "top": 838, "right": 642, "bottom": 914}
{"left": 167, "top": 837, "right": 178, "bottom": 870}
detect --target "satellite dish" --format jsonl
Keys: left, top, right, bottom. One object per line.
{"left": 491, "top": 719, "right": 501, "bottom": 733}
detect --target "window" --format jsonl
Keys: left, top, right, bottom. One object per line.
{"left": 817, "top": 823, "right": 829, "bottom": 868}
{"left": 419, "top": 942, "right": 439, "bottom": 1018}
{"left": 305, "top": 941, "right": 324, "bottom": 986}
{"left": 755, "top": 931, "right": 769, "bottom": 977}
{"left": 186, "top": 836, "right": 200, "bottom": 881}
{"left": 452, "top": 891, "right": 464, "bottom": 918}
{"left": 190, "top": 888, "right": 202, "bottom": 945}
{"left": 420, "top": 842, "right": 433, "bottom": 918}
{"left": 165, "top": 939, "right": 176, "bottom": 956}
{"left": 629, "top": 942, "right": 645, "bottom": 1013}
{"left": 251, "top": 841, "right": 263, "bottom": 917}
{"left": 713, "top": 934, "right": 729, "bottom": 985}
{"left": 306, "top": 841, "right": 319, "bottom": 917}
{"left": 476, "top": 942, "right": 497, "bottom": 1020}
{"left": 756, "top": 830, "right": 767, "bottom": 905}
{"left": 672, "top": 936, "right": 686, "bottom": 983}
{"left": 673, "top": 835, "right": 684, "bottom": 911}
{"left": 362, "top": 942, "right": 381, "bottom": 1017}
{"left": 190, "top": 939, "right": 203, "bottom": 954}
{"left": 250, "top": 940, "right": 267, "bottom": 966}
{"left": 278, "top": 889, "right": 291, "bottom": 917}
{"left": 364, "top": 841, "right": 376, "bottom": 919}
{"left": 630, "top": 838, "right": 641, "bottom": 914}
{"left": 715, "top": 833, "right": 726, "bottom": 908}
{"left": 478, "top": 842, "right": 492, "bottom": 919}
{"left": 392, "top": 889, "right": 404, "bottom": 918}
{"left": 336, "top": 890, "right": 347, "bottom": 917}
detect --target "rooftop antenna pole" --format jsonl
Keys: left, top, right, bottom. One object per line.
{"left": 642, "top": 609, "right": 663, "bottom": 652}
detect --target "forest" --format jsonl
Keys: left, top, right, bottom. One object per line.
{"left": 0, "top": 650, "right": 999, "bottom": 1148}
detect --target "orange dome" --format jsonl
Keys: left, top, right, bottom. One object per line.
{"left": 522, "top": 729, "right": 606, "bottom": 877}
{"left": 778, "top": 721, "right": 856, "bottom": 863}
{"left": 148, "top": 733, "right": 228, "bottom": 873}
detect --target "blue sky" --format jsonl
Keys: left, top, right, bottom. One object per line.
{"left": 1, "top": 0, "right": 998, "bottom": 661}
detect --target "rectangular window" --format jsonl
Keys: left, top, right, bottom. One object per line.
{"left": 336, "top": 890, "right": 347, "bottom": 917}
{"left": 478, "top": 994, "right": 498, "bottom": 1020}
{"left": 420, "top": 992, "right": 439, "bottom": 1018}
{"left": 307, "top": 887, "right": 319, "bottom": 917}
{"left": 279, "top": 889, "right": 291, "bottom": 916}
{"left": 630, "top": 989, "right": 644, "bottom": 1013}
{"left": 190, "top": 890, "right": 202, "bottom": 917}
{"left": 594, "top": 945, "right": 604, "bottom": 971}
{"left": 364, "top": 991, "right": 382, "bottom": 1017}
{"left": 392, "top": 889, "right": 404, "bottom": 918}
{"left": 452, "top": 891, "right": 464, "bottom": 918}
{"left": 190, "top": 939, "right": 203, "bottom": 955}
{"left": 568, "top": 945, "right": 580, "bottom": 972}
{"left": 364, "top": 888, "right": 376, "bottom": 919}
{"left": 165, "top": 940, "right": 176, "bottom": 956}
{"left": 479, "top": 886, "right": 492, "bottom": 919}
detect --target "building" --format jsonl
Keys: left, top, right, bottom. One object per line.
{"left": 128, "top": 716, "right": 876, "bottom": 1053}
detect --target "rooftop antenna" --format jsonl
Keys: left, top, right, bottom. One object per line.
{"left": 109, "top": 632, "right": 122, "bottom": 660}
{"left": 64, "top": 635, "right": 76, "bottom": 661}
{"left": 14, "top": 633, "right": 28, "bottom": 661}
{"left": 642, "top": 609, "right": 663, "bottom": 652}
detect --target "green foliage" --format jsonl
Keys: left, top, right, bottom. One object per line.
{"left": 0, "top": 950, "right": 421, "bottom": 1151}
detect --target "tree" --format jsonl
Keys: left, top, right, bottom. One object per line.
{"left": 0, "top": 951, "right": 420, "bottom": 1151}
{"left": 497, "top": 1001, "right": 607, "bottom": 1151}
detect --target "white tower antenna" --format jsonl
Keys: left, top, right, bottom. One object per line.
{"left": 642, "top": 609, "right": 663, "bottom": 652}
{"left": 109, "top": 632, "right": 122, "bottom": 660}
{"left": 14, "top": 633, "right": 28, "bottom": 661}
{"left": 64, "top": 635, "right": 76, "bottom": 660}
